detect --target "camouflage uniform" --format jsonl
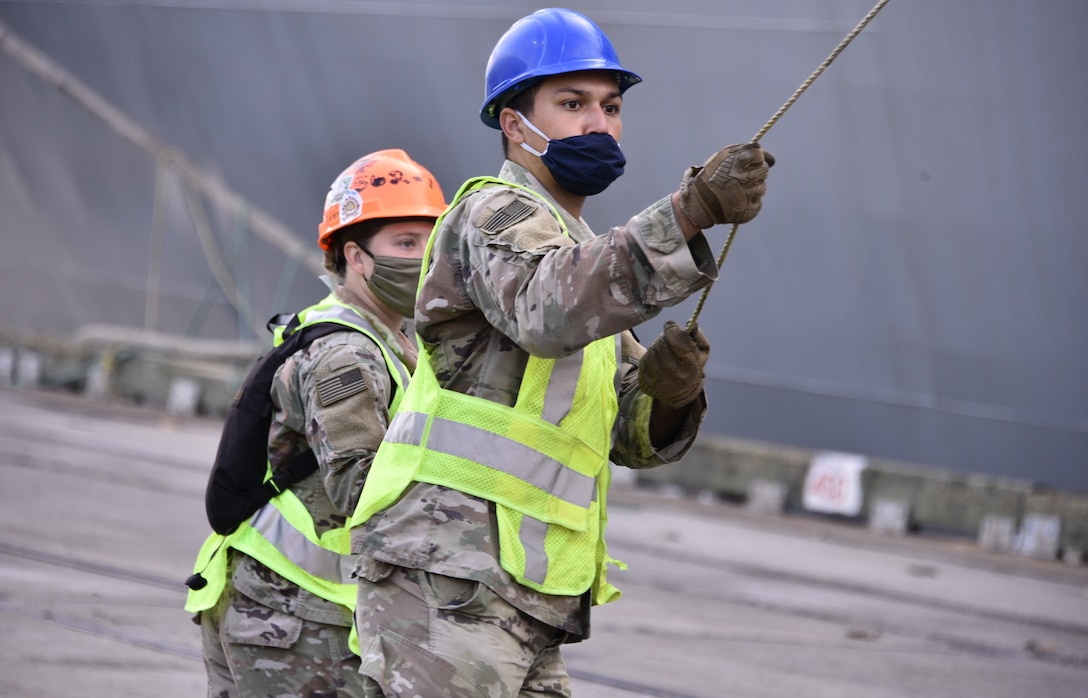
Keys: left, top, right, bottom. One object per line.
{"left": 201, "top": 284, "right": 414, "bottom": 698}
{"left": 351, "top": 161, "right": 719, "bottom": 697}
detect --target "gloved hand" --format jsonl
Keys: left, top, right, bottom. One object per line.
{"left": 638, "top": 320, "right": 711, "bottom": 407}
{"left": 678, "top": 143, "right": 775, "bottom": 229}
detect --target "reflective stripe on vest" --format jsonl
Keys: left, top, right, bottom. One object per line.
{"left": 185, "top": 294, "right": 406, "bottom": 613}
{"left": 385, "top": 410, "right": 597, "bottom": 513}
{"left": 248, "top": 501, "right": 350, "bottom": 583}
{"left": 383, "top": 344, "right": 607, "bottom": 524}
{"left": 352, "top": 178, "right": 625, "bottom": 602}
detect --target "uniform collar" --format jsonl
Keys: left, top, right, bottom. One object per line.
{"left": 498, "top": 160, "right": 592, "bottom": 242}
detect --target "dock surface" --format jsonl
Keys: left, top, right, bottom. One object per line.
{"left": 1, "top": 387, "right": 1086, "bottom": 697}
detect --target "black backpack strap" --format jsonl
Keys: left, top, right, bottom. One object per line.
{"left": 204, "top": 319, "right": 361, "bottom": 535}
{"left": 267, "top": 312, "right": 299, "bottom": 335}
{"left": 265, "top": 449, "right": 319, "bottom": 497}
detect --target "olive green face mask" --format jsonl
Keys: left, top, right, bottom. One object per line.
{"left": 362, "top": 251, "right": 423, "bottom": 317}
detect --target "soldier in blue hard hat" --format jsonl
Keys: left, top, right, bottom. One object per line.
{"left": 349, "top": 8, "right": 775, "bottom": 696}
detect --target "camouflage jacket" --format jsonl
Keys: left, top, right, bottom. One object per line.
{"left": 230, "top": 285, "right": 416, "bottom": 627}
{"left": 351, "top": 161, "right": 719, "bottom": 638}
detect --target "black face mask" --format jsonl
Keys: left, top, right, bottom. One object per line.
{"left": 517, "top": 112, "right": 626, "bottom": 196}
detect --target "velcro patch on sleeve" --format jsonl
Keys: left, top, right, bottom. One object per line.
{"left": 480, "top": 199, "right": 535, "bottom": 234}
{"left": 317, "top": 367, "right": 367, "bottom": 406}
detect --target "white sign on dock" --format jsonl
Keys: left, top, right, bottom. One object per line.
{"left": 802, "top": 451, "right": 868, "bottom": 516}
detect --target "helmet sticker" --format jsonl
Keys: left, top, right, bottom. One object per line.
{"left": 325, "top": 174, "right": 353, "bottom": 208}
{"left": 352, "top": 167, "right": 411, "bottom": 191}
{"left": 339, "top": 189, "right": 362, "bottom": 225}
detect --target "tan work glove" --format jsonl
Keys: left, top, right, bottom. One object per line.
{"left": 678, "top": 143, "right": 775, "bottom": 229}
{"left": 638, "top": 320, "right": 711, "bottom": 407}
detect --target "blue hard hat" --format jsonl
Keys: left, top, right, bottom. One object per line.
{"left": 480, "top": 8, "right": 643, "bottom": 129}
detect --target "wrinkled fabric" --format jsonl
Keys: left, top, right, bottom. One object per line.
{"left": 516, "top": 110, "right": 627, "bottom": 197}
{"left": 355, "top": 565, "right": 570, "bottom": 698}
{"left": 352, "top": 160, "right": 718, "bottom": 642}
{"left": 201, "top": 559, "right": 381, "bottom": 698}
{"left": 230, "top": 285, "right": 416, "bottom": 625}
{"left": 361, "top": 252, "right": 424, "bottom": 318}
{"left": 204, "top": 284, "right": 415, "bottom": 694}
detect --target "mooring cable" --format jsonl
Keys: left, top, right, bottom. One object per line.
{"left": 687, "top": 0, "right": 894, "bottom": 331}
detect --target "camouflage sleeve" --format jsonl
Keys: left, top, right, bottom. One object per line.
{"left": 610, "top": 330, "right": 707, "bottom": 468}
{"left": 272, "top": 332, "right": 395, "bottom": 516}
{"left": 452, "top": 187, "right": 718, "bottom": 358}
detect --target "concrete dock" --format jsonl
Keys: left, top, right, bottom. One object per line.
{"left": 1, "top": 386, "right": 1086, "bottom": 697}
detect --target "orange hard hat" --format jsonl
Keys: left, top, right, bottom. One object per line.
{"left": 317, "top": 149, "right": 447, "bottom": 250}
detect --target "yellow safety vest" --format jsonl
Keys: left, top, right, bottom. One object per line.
{"left": 185, "top": 295, "right": 408, "bottom": 614}
{"left": 352, "top": 178, "right": 625, "bottom": 605}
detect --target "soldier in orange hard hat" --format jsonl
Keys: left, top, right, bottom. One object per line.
{"left": 188, "top": 148, "right": 445, "bottom": 697}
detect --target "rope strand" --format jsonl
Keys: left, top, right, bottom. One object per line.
{"left": 687, "top": 0, "right": 893, "bottom": 331}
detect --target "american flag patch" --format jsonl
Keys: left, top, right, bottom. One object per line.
{"left": 480, "top": 199, "right": 534, "bottom": 233}
{"left": 317, "top": 367, "right": 367, "bottom": 406}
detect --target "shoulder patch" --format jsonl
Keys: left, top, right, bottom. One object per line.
{"left": 317, "top": 367, "right": 367, "bottom": 406}
{"left": 479, "top": 199, "right": 536, "bottom": 234}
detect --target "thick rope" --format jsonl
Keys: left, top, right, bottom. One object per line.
{"left": 687, "top": 0, "right": 893, "bottom": 331}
